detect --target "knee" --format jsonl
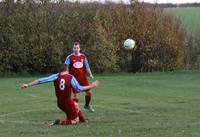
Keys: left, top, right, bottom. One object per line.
{"left": 86, "top": 90, "right": 92, "bottom": 96}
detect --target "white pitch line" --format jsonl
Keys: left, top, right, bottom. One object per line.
{"left": 0, "top": 108, "right": 56, "bottom": 118}
{"left": 26, "top": 94, "right": 55, "bottom": 101}
{"left": 0, "top": 94, "right": 56, "bottom": 118}
{"left": 0, "top": 105, "right": 144, "bottom": 118}
{"left": 0, "top": 94, "right": 151, "bottom": 126}
{"left": 0, "top": 119, "right": 43, "bottom": 125}
{"left": 26, "top": 94, "right": 143, "bottom": 114}
{"left": 0, "top": 94, "right": 160, "bottom": 119}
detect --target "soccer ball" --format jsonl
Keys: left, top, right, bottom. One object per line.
{"left": 123, "top": 38, "right": 135, "bottom": 50}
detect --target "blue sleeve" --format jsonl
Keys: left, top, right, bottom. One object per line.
{"left": 38, "top": 74, "right": 58, "bottom": 84}
{"left": 71, "top": 76, "right": 84, "bottom": 92}
{"left": 84, "top": 57, "right": 89, "bottom": 69}
{"left": 65, "top": 56, "right": 70, "bottom": 67}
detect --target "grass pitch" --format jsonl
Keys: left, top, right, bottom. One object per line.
{"left": 165, "top": 8, "right": 200, "bottom": 32}
{"left": 0, "top": 71, "right": 200, "bottom": 137}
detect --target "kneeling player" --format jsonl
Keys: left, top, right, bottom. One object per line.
{"left": 21, "top": 64, "right": 99, "bottom": 126}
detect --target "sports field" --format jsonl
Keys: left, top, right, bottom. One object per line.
{"left": 0, "top": 71, "right": 200, "bottom": 137}
{"left": 164, "top": 8, "right": 200, "bottom": 32}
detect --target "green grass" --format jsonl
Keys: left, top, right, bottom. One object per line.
{"left": 164, "top": 8, "right": 200, "bottom": 32}
{"left": 1, "top": 71, "right": 200, "bottom": 137}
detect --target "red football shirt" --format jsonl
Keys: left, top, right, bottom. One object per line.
{"left": 54, "top": 73, "right": 73, "bottom": 102}
{"left": 67, "top": 54, "right": 89, "bottom": 86}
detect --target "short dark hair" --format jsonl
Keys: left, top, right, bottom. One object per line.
{"left": 73, "top": 42, "right": 80, "bottom": 46}
{"left": 58, "top": 64, "right": 67, "bottom": 73}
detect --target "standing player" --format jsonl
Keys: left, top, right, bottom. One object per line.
{"left": 65, "top": 42, "right": 95, "bottom": 112}
{"left": 21, "top": 64, "right": 99, "bottom": 126}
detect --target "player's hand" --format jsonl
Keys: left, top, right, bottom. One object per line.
{"left": 21, "top": 83, "right": 29, "bottom": 89}
{"left": 91, "top": 80, "right": 99, "bottom": 88}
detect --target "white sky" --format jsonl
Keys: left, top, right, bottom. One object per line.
{"left": 76, "top": 0, "right": 200, "bottom": 4}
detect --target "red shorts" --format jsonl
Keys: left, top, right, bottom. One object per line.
{"left": 57, "top": 99, "right": 78, "bottom": 120}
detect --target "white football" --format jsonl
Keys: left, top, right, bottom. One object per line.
{"left": 123, "top": 38, "right": 135, "bottom": 50}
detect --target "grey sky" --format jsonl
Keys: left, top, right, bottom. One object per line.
{"left": 75, "top": 0, "right": 200, "bottom": 4}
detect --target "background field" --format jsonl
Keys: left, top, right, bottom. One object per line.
{"left": 0, "top": 72, "right": 200, "bottom": 137}
{"left": 165, "top": 8, "right": 200, "bottom": 32}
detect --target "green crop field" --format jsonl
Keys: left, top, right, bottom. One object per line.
{"left": 165, "top": 8, "right": 200, "bottom": 32}
{"left": 1, "top": 72, "right": 200, "bottom": 137}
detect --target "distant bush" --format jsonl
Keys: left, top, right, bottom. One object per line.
{"left": 0, "top": 0, "right": 187, "bottom": 74}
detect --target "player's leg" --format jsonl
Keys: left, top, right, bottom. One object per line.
{"left": 78, "top": 110, "right": 88, "bottom": 123}
{"left": 74, "top": 101, "right": 88, "bottom": 123}
{"left": 79, "top": 79, "right": 95, "bottom": 113}
{"left": 72, "top": 89, "right": 79, "bottom": 103}
{"left": 60, "top": 101, "right": 86, "bottom": 125}
{"left": 84, "top": 90, "right": 95, "bottom": 112}
{"left": 59, "top": 117, "right": 79, "bottom": 125}
{"left": 49, "top": 101, "right": 79, "bottom": 126}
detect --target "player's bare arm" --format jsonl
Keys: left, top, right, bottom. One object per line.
{"left": 84, "top": 56, "right": 93, "bottom": 80}
{"left": 21, "top": 80, "right": 39, "bottom": 89}
{"left": 21, "top": 74, "right": 58, "bottom": 90}
{"left": 83, "top": 80, "right": 99, "bottom": 91}
{"left": 86, "top": 67, "right": 94, "bottom": 80}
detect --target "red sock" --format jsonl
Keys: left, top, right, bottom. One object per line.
{"left": 78, "top": 111, "right": 85, "bottom": 122}
{"left": 59, "top": 119, "right": 72, "bottom": 125}
{"left": 85, "top": 95, "right": 91, "bottom": 107}
{"left": 73, "top": 98, "right": 79, "bottom": 103}
{"left": 60, "top": 117, "right": 79, "bottom": 125}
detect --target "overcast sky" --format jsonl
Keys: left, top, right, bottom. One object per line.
{"left": 77, "top": 0, "right": 200, "bottom": 4}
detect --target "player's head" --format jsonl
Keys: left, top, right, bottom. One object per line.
{"left": 58, "top": 64, "right": 68, "bottom": 73}
{"left": 73, "top": 42, "right": 80, "bottom": 55}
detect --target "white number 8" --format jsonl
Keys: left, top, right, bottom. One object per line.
{"left": 59, "top": 79, "right": 65, "bottom": 91}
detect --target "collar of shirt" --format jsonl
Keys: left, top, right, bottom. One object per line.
{"left": 73, "top": 53, "right": 81, "bottom": 56}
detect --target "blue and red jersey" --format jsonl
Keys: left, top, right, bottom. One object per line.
{"left": 38, "top": 73, "right": 84, "bottom": 93}
{"left": 65, "top": 53, "right": 90, "bottom": 86}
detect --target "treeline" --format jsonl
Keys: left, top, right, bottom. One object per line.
{"left": 0, "top": 0, "right": 188, "bottom": 74}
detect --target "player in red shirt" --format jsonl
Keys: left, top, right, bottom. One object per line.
{"left": 65, "top": 42, "right": 95, "bottom": 112}
{"left": 21, "top": 64, "right": 99, "bottom": 126}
